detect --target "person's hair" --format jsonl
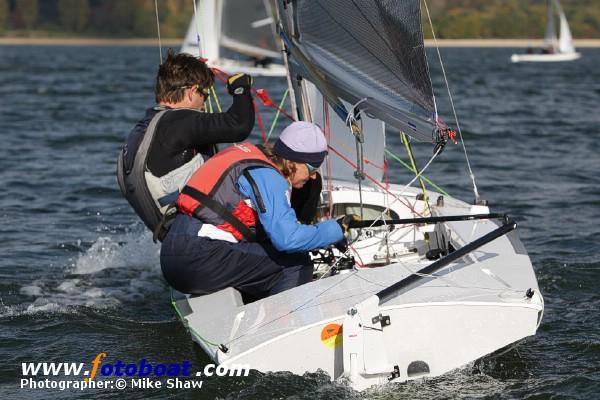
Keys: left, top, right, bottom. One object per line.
{"left": 155, "top": 49, "right": 214, "bottom": 104}
{"left": 259, "top": 144, "right": 297, "bottom": 179}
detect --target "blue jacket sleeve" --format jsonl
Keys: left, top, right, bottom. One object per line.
{"left": 237, "top": 167, "right": 343, "bottom": 253}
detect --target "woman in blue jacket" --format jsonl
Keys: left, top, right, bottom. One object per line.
{"left": 160, "top": 122, "right": 347, "bottom": 301}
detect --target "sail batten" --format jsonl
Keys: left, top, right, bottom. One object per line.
{"left": 278, "top": 0, "right": 437, "bottom": 143}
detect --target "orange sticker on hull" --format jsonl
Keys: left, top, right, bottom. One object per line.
{"left": 321, "top": 323, "right": 343, "bottom": 348}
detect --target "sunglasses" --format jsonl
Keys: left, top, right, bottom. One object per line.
{"left": 306, "top": 163, "right": 318, "bottom": 174}
{"left": 180, "top": 85, "right": 210, "bottom": 99}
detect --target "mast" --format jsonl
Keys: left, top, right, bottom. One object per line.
{"left": 543, "top": 0, "right": 558, "bottom": 53}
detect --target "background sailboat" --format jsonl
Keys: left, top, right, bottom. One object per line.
{"left": 511, "top": 0, "right": 581, "bottom": 62}
{"left": 181, "top": 0, "right": 286, "bottom": 76}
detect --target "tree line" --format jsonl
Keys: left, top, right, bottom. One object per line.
{"left": 425, "top": 0, "right": 600, "bottom": 39}
{"left": 0, "top": 0, "right": 598, "bottom": 39}
{"left": 0, "top": 0, "right": 192, "bottom": 37}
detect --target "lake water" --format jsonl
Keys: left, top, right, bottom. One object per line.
{"left": 0, "top": 45, "right": 599, "bottom": 399}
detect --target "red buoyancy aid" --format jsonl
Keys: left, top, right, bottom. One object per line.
{"left": 176, "top": 143, "right": 279, "bottom": 241}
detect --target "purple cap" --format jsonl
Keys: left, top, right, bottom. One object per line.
{"left": 273, "top": 122, "right": 328, "bottom": 167}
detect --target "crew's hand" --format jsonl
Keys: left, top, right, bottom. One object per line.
{"left": 334, "top": 237, "right": 348, "bottom": 254}
{"left": 336, "top": 214, "right": 360, "bottom": 234}
{"left": 227, "top": 73, "right": 253, "bottom": 95}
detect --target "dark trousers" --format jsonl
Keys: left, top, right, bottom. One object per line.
{"left": 160, "top": 214, "right": 313, "bottom": 300}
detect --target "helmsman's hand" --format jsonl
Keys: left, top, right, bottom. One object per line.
{"left": 227, "top": 73, "right": 253, "bottom": 95}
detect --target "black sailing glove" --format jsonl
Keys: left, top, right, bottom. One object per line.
{"left": 334, "top": 237, "right": 349, "bottom": 254}
{"left": 227, "top": 73, "right": 253, "bottom": 95}
{"left": 336, "top": 214, "right": 361, "bottom": 235}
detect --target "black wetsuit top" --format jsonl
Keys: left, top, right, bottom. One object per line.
{"left": 123, "top": 91, "right": 254, "bottom": 177}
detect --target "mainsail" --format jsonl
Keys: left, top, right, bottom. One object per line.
{"left": 555, "top": 0, "right": 575, "bottom": 54}
{"left": 542, "top": 0, "right": 576, "bottom": 54}
{"left": 276, "top": 0, "right": 438, "bottom": 144}
{"left": 305, "top": 81, "right": 386, "bottom": 185}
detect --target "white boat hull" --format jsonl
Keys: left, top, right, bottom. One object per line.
{"left": 171, "top": 184, "right": 544, "bottom": 390}
{"left": 511, "top": 52, "right": 581, "bottom": 63}
{"left": 219, "top": 300, "right": 542, "bottom": 390}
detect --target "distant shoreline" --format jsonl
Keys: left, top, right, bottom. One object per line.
{"left": 425, "top": 39, "right": 600, "bottom": 48}
{"left": 0, "top": 37, "right": 182, "bottom": 46}
{"left": 1, "top": 37, "right": 599, "bottom": 47}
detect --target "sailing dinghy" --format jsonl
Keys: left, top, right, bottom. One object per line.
{"left": 511, "top": 0, "right": 580, "bottom": 62}
{"left": 173, "top": 0, "right": 544, "bottom": 390}
{"left": 181, "top": 0, "right": 286, "bottom": 76}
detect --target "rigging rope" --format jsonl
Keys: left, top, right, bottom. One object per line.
{"left": 384, "top": 149, "right": 449, "bottom": 196}
{"left": 323, "top": 96, "right": 334, "bottom": 217}
{"left": 345, "top": 98, "right": 370, "bottom": 220}
{"left": 267, "top": 88, "right": 290, "bottom": 140}
{"left": 327, "top": 146, "right": 423, "bottom": 217}
{"left": 210, "top": 86, "right": 222, "bottom": 112}
{"left": 253, "top": 100, "right": 268, "bottom": 144}
{"left": 154, "top": 0, "right": 163, "bottom": 63}
{"left": 170, "top": 289, "right": 220, "bottom": 347}
{"left": 422, "top": 0, "right": 481, "bottom": 203}
{"left": 206, "top": 92, "right": 213, "bottom": 113}
{"left": 255, "top": 89, "right": 295, "bottom": 122}
{"left": 351, "top": 144, "right": 443, "bottom": 235}
{"left": 401, "top": 132, "right": 431, "bottom": 215}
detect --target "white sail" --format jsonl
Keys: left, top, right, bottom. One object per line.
{"left": 555, "top": 0, "right": 576, "bottom": 54}
{"left": 305, "top": 81, "right": 386, "bottom": 186}
{"left": 180, "top": 0, "right": 286, "bottom": 77}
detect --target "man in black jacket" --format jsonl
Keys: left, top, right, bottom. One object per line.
{"left": 117, "top": 49, "right": 254, "bottom": 238}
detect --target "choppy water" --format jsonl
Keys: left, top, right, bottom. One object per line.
{"left": 0, "top": 45, "right": 598, "bottom": 399}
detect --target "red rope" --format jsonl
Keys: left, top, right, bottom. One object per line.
{"left": 255, "top": 89, "right": 295, "bottom": 121}
{"left": 210, "top": 65, "right": 293, "bottom": 116}
{"left": 209, "top": 65, "right": 229, "bottom": 84}
{"left": 350, "top": 245, "right": 365, "bottom": 268}
{"left": 327, "top": 145, "right": 423, "bottom": 217}
{"left": 383, "top": 159, "right": 390, "bottom": 191}
{"left": 253, "top": 100, "right": 268, "bottom": 144}
{"left": 208, "top": 65, "right": 292, "bottom": 142}
{"left": 323, "top": 98, "right": 334, "bottom": 217}
{"left": 363, "top": 158, "right": 386, "bottom": 172}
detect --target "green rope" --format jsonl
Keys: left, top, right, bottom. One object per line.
{"left": 401, "top": 132, "right": 430, "bottom": 214}
{"left": 206, "top": 91, "right": 214, "bottom": 113}
{"left": 210, "top": 85, "right": 222, "bottom": 112}
{"left": 267, "top": 88, "right": 289, "bottom": 141}
{"left": 384, "top": 148, "right": 449, "bottom": 197}
{"left": 169, "top": 288, "right": 220, "bottom": 347}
